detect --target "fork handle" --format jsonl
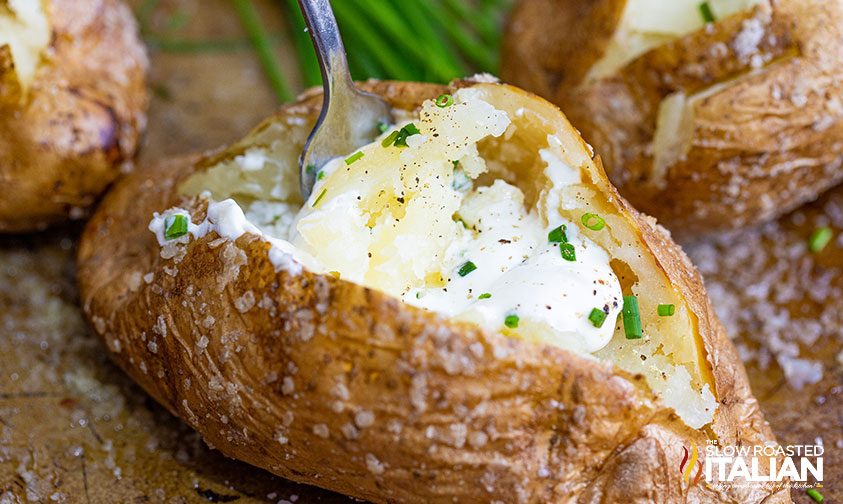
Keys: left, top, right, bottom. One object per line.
{"left": 297, "top": 0, "right": 355, "bottom": 98}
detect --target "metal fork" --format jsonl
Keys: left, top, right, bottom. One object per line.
{"left": 296, "top": 0, "right": 393, "bottom": 199}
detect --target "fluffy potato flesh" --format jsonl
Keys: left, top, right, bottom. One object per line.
{"left": 173, "top": 84, "right": 716, "bottom": 428}
{"left": 0, "top": 0, "right": 49, "bottom": 96}
{"left": 588, "top": 0, "right": 763, "bottom": 81}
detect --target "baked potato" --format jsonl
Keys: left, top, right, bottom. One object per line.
{"left": 0, "top": 0, "right": 148, "bottom": 232}
{"left": 502, "top": 0, "right": 843, "bottom": 238}
{"left": 78, "top": 80, "right": 788, "bottom": 502}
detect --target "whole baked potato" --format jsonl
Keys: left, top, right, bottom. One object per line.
{"left": 78, "top": 80, "right": 788, "bottom": 502}
{"left": 0, "top": 0, "right": 148, "bottom": 232}
{"left": 502, "top": 0, "right": 843, "bottom": 238}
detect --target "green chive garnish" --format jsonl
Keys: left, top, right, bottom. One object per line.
{"left": 457, "top": 261, "right": 477, "bottom": 277}
{"left": 622, "top": 295, "right": 643, "bottom": 339}
{"left": 316, "top": 170, "right": 326, "bottom": 181}
{"left": 504, "top": 314, "right": 519, "bottom": 328}
{"left": 588, "top": 308, "right": 607, "bottom": 328}
{"left": 164, "top": 214, "right": 188, "bottom": 240}
{"left": 164, "top": 214, "right": 187, "bottom": 240}
{"left": 560, "top": 243, "right": 576, "bottom": 262}
{"left": 657, "top": 304, "right": 676, "bottom": 317}
{"left": 699, "top": 1, "right": 716, "bottom": 23}
{"left": 394, "top": 123, "right": 421, "bottom": 147}
{"left": 381, "top": 130, "right": 400, "bottom": 147}
{"left": 378, "top": 121, "right": 390, "bottom": 134}
{"left": 548, "top": 225, "right": 568, "bottom": 243}
{"left": 478, "top": 293, "right": 491, "bottom": 299}
{"left": 809, "top": 227, "right": 833, "bottom": 253}
{"left": 305, "top": 163, "right": 316, "bottom": 175}
{"left": 435, "top": 94, "right": 454, "bottom": 108}
{"left": 581, "top": 213, "right": 605, "bottom": 231}
{"left": 807, "top": 489, "right": 824, "bottom": 503}
{"left": 312, "top": 188, "right": 328, "bottom": 207}
{"left": 345, "top": 151, "right": 364, "bottom": 165}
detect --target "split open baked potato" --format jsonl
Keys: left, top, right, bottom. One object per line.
{"left": 78, "top": 80, "right": 788, "bottom": 502}
{"left": 502, "top": 0, "right": 843, "bottom": 238}
{"left": 0, "top": 0, "right": 148, "bottom": 232}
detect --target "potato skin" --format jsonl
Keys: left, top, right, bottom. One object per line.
{"left": 502, "top": 0, "right": 843, "bottom": 239}
{"left": 78, "top": 81, "right": 788, "bottom": 503}
{"left": 0, "top": 0, "right": 148, "bottom": 232}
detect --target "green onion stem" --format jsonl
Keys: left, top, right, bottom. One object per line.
{"left": 328, "top": 1, "right": 417, "bottom": 80}
{"left": 232, "top": 0, "right": 292, "bottom": 102}
{"left": 283, "top": 0, "right": 322, "bottom": 87}
{"left": 400, "top": 0, "right": 469, "bottom": 78}
{"left": 440, "top": 0, "right": 499, "bottom": 49}
{"left": 418, "top": 1, "right": 497, "bottom": 72}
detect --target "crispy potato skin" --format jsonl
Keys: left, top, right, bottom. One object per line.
{"left": 78, "top": 81, "right": 788, "bottom": 502}
{"left": 0, "top": 0, "right": 148, "bottom": 232}
{"left": 502, "top": 0, "right": 843, "bottom": 239}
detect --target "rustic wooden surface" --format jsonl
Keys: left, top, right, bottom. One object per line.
{"left": 0, "top": 0, "right": 838, "bottom": 502}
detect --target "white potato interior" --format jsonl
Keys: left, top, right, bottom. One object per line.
{"left": 587, "top": 0, "right": 764, "bottom": 81}
{"left": 0, "top": 0, "right": 50, "bottom": 94}
{"left": 178, "top": 84, "right": 717, "bottom": 428}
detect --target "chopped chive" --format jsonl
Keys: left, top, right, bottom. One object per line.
{"left": 457, "top": 261, "right": 477, "bottom": 277}
{"left": 164, "top": 214, "right": 188, "bottom": 240}
{"left": 312, "top": 188, "right": 327, "bottom": 207}
{"left": 378, "top": 121, "right": 391, "bottom": 133}
{"left": 504, "top": 314, "right": 519, "bottom": 328}
{"left": 581, "top": 213, "right": 605, "bottom": 231}
{"left": 657, "top": 304, "right": 676, "bottom": 317}
{"left": 305, "top": 163, "right": 317, "bottom": 175}
{"left": 588, "top": 308, "right": 607, "bottom": 328}
{"left": 394, "top": 123, "right": 421, "bottom": 147}
{"left": 345, "top": 151, "right": 364, "bottom": 165}
{"left": 415, "top": 291, "right": 424, "bottom": 299}
{"left": 622, "top": 295, "right": 643, "bottom": 339}
{"left": 316, "top": 170, "right": 326, "bottom": 181}
{"left": 809, "top": 227, "right": 833, "bottom": 253}
{"left": 699, "top": 1, "right": 716, "bottom": 23}
{"left": 548, "top": 225, "right": 568, "bottom": 243}
{"left": 806, "top": 489, "right": 824, "bottom": 503}
{"left": 560, "top": 243, "right": 576, "bottom": 262}
{"left": 381, "top": 130, "right": 400, "bottom": 147}
{"left": 435, "top": 94, "right": 454, "bottom": 108}
{"left": 478, "top": 292, "right": 492, "bottom": 299}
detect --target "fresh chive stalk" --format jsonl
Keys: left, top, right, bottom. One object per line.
{"left": 283, "top": 0, "right": 322, "bottom": 87}
{"left": 231, "top": 0, "right": 292, "bottom": 102}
